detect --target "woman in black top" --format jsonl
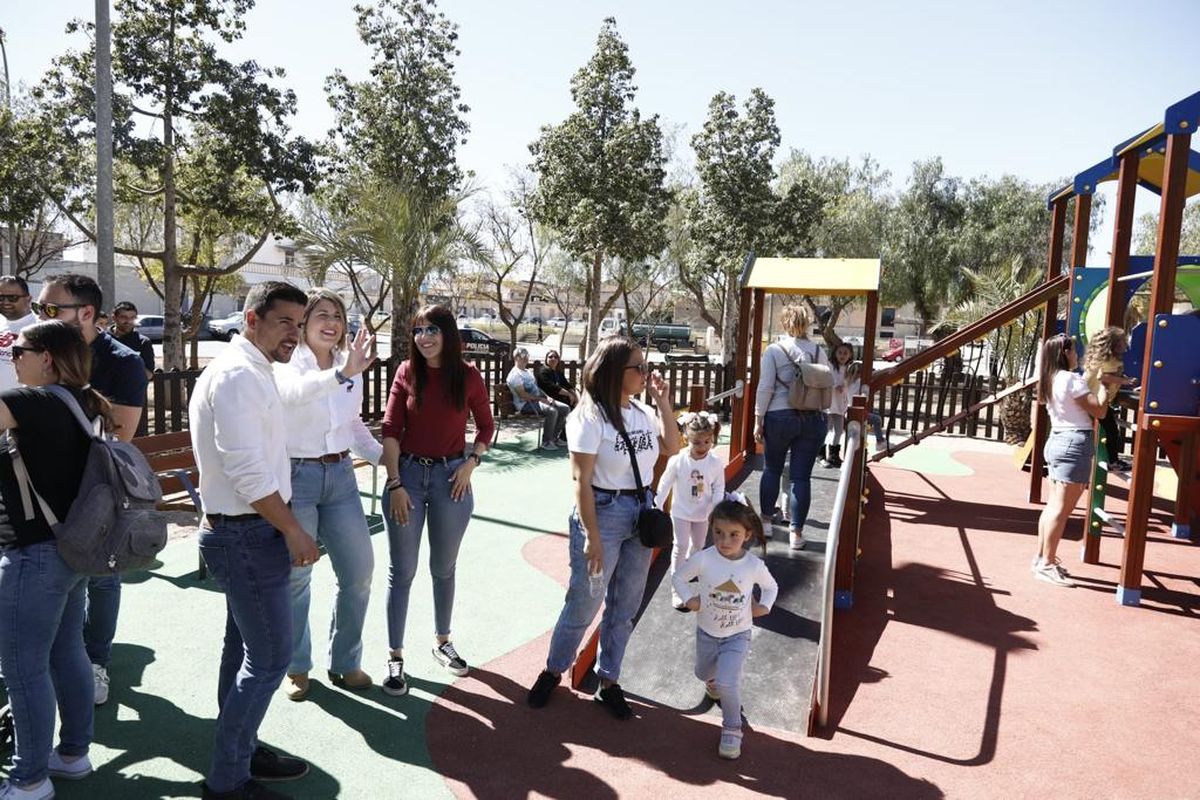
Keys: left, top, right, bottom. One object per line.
{"left": 535, "top": 350, "right": 578, "bottom": 408}
{"left": 0, "top": 321, "right": 113, "bottom": 795}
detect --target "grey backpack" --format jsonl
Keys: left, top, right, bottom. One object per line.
{"left": 773, "top": 340, "right": 834, "bottom": 411}
{"left": 10, "top": 385, "right": 167, "bottom": 575}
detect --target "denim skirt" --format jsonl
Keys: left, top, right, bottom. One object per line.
{"left": 1043, "top": 428, "right": 1093, "bottom": 484}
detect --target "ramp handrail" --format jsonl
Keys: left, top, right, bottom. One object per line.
{"left": 869, "top": 274, "right": 1068, "bottom": 392}
{"left": 814, "top": 419, "right": 863, "bottom": 730}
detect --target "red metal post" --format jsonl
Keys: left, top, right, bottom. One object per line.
{"left": 1119, "top": 131, "right": 1191, "bottom": 606}
{"left": 732, "top": 288, "right": 753, "bottom": 461}
{"left": 1029, "top": 198, "right": 1068, "bottom": 504}
{"left": 1106, "top": 151, "right": 1140, "bottom": 327}
{"left": 744, "top": 289, "right": 766, "bottom": 460}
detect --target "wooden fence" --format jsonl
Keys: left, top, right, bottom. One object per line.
{"left": 139, "top": 355, "right": 731, "bottom": 436}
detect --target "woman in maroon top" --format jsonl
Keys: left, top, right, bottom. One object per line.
{"left": 379, "top": 305, "right": 495, "bottom": 696}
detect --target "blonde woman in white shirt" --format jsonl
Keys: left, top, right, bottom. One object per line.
{"left": 672, "top": 497, "right": 777, "bottom": 760}
{"left": 273, "top": 289, "right": 379, "bottom": 700}
{"left": 1034, "top": 333, "right": 1109, "bottom": 587}
{"left": 657, "top": 411, "right": 725, "bottom": 608}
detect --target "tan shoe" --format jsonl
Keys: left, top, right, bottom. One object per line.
{"left": 285, "top": 673, "right": 310, "bottom": 702}
{"left": 328, "top": 669, "right": 373, "bottom": 691}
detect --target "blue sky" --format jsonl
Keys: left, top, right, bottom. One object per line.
{"left": 5, "top": 0, "right": 1199, "bottom": 261}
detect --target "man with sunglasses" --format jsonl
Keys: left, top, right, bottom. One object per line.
{"left": 0, "top": 276, "right": 37, "bottom": 392}
{"left": 36, "top": 274, "right": 149, "bottom": 710}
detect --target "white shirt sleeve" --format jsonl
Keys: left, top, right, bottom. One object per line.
{"left": 349, "top": 415, "right": 384, "bottom": 465}
{"left": 1067, "top": 373, "right": 1091, "bottom": 398}
{"left": 657, "top": 452, "right": 681, "bottom": 505}
{"left": 211, "top": 366, "right": 281, "bottom": 504}
{"left": 671, "top": 549, "right": 705, "bottom": 601}
{"left": 566, "top": 407, "right": 602, "bottom": 454}
{"left": 710, "top": 455, "right": 726, "bottom": 515}
{"left": 274, "top": 362, "right": 341, "bottom": 406}
{"left": 756, "top": 558, "right": 779, "bottom": 612}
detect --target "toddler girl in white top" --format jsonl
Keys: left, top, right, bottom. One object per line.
{"left": 672, "top": 496, "right": 778, "bottom": 761}
{"left": 657, "top": 411, "right": 725, "bottom": 609}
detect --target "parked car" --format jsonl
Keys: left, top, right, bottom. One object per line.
{"left": 210, "top": 311, "right": 244, "bottom": 340}
{"left": 599, "top": 318, "right": 693, "bottom": 353}
{"left": 459, "top": 326, "right": 510, "bottom": 356}
{"left": 547, "top": 316, "right": 567, "bottom": 328}
{"left": 880, "top": 338, "right": 904, "bottom": 362}
{"left": 135, "top": 313, "right": 215, "bottom": 343}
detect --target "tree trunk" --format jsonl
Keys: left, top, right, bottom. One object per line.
{"left": 159, "top": 13, "right": 185, "bottom": 371}
{"left": 389, "top": 276, "right": 408, "bottom": 364}
{"left": 719, "top": 275, "right": 738, "bottom": 366}
{"left": 582, "top": 250, "right": 603, "bottom": 360}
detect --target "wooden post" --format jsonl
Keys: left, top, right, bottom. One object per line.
{"left": 835, "top": 398, "right": 868, "bottom": 606}
{"left": 742, "top": 289, "right": 766, "bottom": 462}
{"left": 1029, "top": 198, "right": 1068, "bottom": 504}
{"left": 1119, "top": 131, "right": 1191, "bottom": 606}
{"left": 861, "top": 290, "right": 878, "bottom": 385}
{"left": 1175, "top": 433, "right": 1197, "bottom": 537}
{"left": 1106, "top": 151, "right": 1140, "bottom": 327}
{"left": 731, "top": 287, "right": 753, "bottom": 461}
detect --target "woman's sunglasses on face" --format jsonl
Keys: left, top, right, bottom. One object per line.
{"left": 32, "top": 301, "right": 86, "bottom": 319}
{"left": 412, "top": 325, "right": 442, "bottom": 339}
{"left": 624, "top": 361, "right": 649, "bottom": 375}
{"left": 11, "top": 345, "right": 43, "bottom": 360}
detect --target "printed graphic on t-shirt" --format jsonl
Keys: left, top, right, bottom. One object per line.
{"left": 0, "top": 330, "right": 16, "bottom": 366}
{"left": 689, "top": 468, "right": 705, "bottom": 499}
{"left": 708, "top": 577, "right": 748, "bottom": 630}
{"left": 614, "top": 427, "right": 656, "bottom": 456}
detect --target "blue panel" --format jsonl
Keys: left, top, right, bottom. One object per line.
{"left": 1068, "top": 267, "right": 1111, "bottom": 353}
{"left": 1116, "top": 586, "right": 1142, "bottom": 607}
{"left": 834, "top": 590, "right": 853, "bottom": 610}
{"left": 1073, "top": 156, "right": 1117, "bottom": 195}
{"left": 1143, "top": 313, "right": 1200, "bottom": 415}
{"left": 1171, "top": 523, "right": 1192, "bottom": 540}
{"left": 1165, "top": 91, "right": 1200, "bottom": 136}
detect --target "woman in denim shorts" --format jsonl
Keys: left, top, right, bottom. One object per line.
{"left": 526, "top": 338, "right": 680, "bottom": 720}
{"left": 1034, "top": 333, "right": 1110, "bottom": 587}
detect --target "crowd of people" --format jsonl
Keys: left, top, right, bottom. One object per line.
{"left": 0, "top": 278, "right": 884, "bottom": 797}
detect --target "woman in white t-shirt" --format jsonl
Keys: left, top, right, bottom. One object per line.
{"left": 526, "top": 338, "right": 680, "bottom": 719}
{"left": 1034, "top": 333, "right": 1109, "bottom": 587}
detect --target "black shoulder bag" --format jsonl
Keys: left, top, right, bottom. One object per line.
{"left": 616, "top": 427, "right": 674, "bottom": 549}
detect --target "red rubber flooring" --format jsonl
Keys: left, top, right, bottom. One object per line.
{"left": 425, "top": 445, "right": 1200, "bottom": 799}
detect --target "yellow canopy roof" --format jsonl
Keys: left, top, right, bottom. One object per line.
{"left": 741, "top": 257, "right": 881, "bottom": 296}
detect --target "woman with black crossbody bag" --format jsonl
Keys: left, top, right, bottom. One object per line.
{"left": 526, "top": 338, "right": 680, "bottom": 720}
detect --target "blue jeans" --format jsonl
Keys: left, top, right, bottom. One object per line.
{"left": 0, "top": 542, "right": 93, "bottom": 787}
{"left": 761, "top": 409, "right": 827, "bottom": 531}
{"left": 288, "top": 459, "right": 374, "bottom": 674}
{"left": 385, "top": 456, "right": 474, "bottom": 651}
{"left": 695, "top": 628, "right": 751, "bottom": 732}
{"left": 84, "top": 574, "right": 121, "bottom": 667}
{"left": 199, "top": 518, "right": 292, "bottom": 794}
{"left": 545, "top": 491, "right": 654, "bottom": 682}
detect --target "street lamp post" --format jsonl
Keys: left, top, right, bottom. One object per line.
{"left": 94, "top": 1, "right": 115, "bottom": 306}
{"left": 0, "top": 25, "right": 17, "bottom": 277}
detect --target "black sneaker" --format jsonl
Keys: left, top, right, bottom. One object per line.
{"left": 432, "top": 641, "right": 469, "bottom": 677}
{"left": 594, "top": 683, "right": 633, "bottom": 720}
{"left": 202, "top": 778, "right": 294, "bottom": 799}
{"left": 382, "top": 656, "right": 408, "bottom": 697}
{"left": 249, "top": 746, "right": 308, "bottom": 782}
{"left": 527, "top": 670, "right": 561, "bottom": 708}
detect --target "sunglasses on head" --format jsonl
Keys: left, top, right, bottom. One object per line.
{"left": 412, "top": 324, "right": 442, "bottom": 338}
{"left": 32, "top": 301, "right": 86, "bottom": 319}
{"left": 11, "top": 345, "right": 43, "bottom": 360}
{"left": 0, "top": 294, "right": 28, "bottom": 303}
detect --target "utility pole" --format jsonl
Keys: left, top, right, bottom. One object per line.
{"left": 94, "top": 1, "right": 115, "bottom": 306}
{"left": 0, "top": 26, "right": 16, "bottom": 277}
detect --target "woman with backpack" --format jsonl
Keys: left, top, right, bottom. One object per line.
{"left": 0, "top": 321, "right": 109, "bottom": 798}
{"left": 754, "top": 305, "right": 830, "bottom": 550}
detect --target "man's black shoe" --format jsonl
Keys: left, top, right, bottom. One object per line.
{"left": 201, "top": 779, "right": 293, "bottom": 799}
{"left": 594, "top": 683, "right": 633, "bottom": 720}
{"left": 527, "top": 670, "right": 561, "bottom": 708}
{"left": 249, "top": 745, "right": 309, "bottom": 782}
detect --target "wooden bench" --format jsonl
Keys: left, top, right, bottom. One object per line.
{"left": 133, "top": 432, "right": 382, "bottom": 579}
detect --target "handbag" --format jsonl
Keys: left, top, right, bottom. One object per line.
{"left": 616, "top": 427, "right": 674, "bottom": 549}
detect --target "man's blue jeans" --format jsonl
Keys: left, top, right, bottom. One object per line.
{"left": 84, "top": 574, "right": 121, "bottom": 667}
{"left": 288, "top": 459, "right": 374, "bottom": 675}
{"left": 385, "top": 456, "right": 474, "bottom": 651}
{"left": 199, "top": 517, "right": 292, "bottom": 794}
{"left": 760, "top": 409, "right": 827, "bottom": 531}
{"left": 545, "top": 491, "right": 654, "bottom": 682}
{"left": 0, "top": 541, "right": 93, "bottom": 787}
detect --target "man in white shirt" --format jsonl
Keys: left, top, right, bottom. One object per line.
{"left": 0, "top": 276, "right": 38, "bottom": 391}
{"left": 189, "top": 281, "right": 321, "bottom": 800}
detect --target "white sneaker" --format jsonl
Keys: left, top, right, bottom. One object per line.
{"left": 540, "top": 441, "right": 558, "bottom": 451}
{"left": 0, "top": 778, "right": 54, "bottom": 799}
{"left": 718, "top": 729, "right": 742, "bottom": 759}
{"left": 47, "top": 750, "right": 92, "bottom": 780}
{"left": 1031, "top": 555, "right": 1042, "bottom": 572}
{"left": 789, "top": 530, "right": 804, "bottom": 551}
{"left": 92, "top": 664, "right": 109, "bottom": 706}
{"left": 1035, "top": 562, "right": 1073, "bottom": 587}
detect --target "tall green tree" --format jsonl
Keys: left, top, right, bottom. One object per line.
{"left": 33, "top": 0, "right": 318, "bottom": 369}
{"left": 324, "top": 0, "right": 470, "bottom": 350}
{"left": 884, "top": 158, "right": 966, "bottom": 333}
{"left": 683, "top": 90, "right": 821, "bottom": 361}
{"left": 1134, "top": 201, "right": 1200, "bottom": 257}
{"left": 528, "top": 17, "right": 670, "bottom": 357}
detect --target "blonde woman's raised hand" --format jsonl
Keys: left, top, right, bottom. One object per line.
{"left": 343, "top": 327, "right": 377, "bottom": 377}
